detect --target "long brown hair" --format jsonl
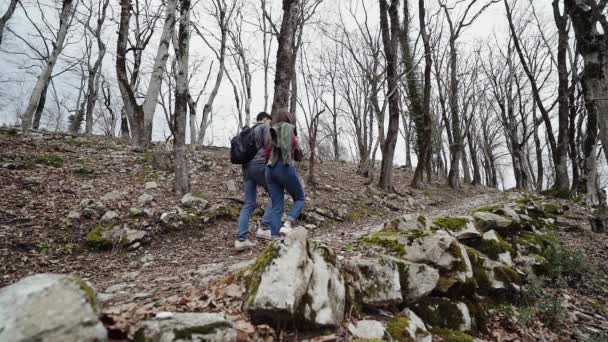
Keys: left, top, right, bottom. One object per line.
{"left": 272, "top": 109, "right": 295, "bottom": 125}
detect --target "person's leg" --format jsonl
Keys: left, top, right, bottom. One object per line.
{"left": 266, "top": 165, "right": 284, "bottom": 238}
{"left": 250, "top": 164, "right": 272, "bottom": 229}
{"left": 283, "top": 163, "right": 306, "bottom": 224}
{"left": 236, "top": 173, "right": 257, "bottom": 242}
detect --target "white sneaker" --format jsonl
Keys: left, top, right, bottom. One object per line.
{"left": 256, "top": 228, "right": 272, "bottom": 240}
{"left": 234, "top": 239, "right": 256, "bottom": 251}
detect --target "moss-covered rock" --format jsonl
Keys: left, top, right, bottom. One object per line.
{"left": 411, "top": 297, "right": 471, "bottom": 332}
{"left": 386, "top": 309, "right": 431, "bottom": 342}
{"left": 85, "top": 225, "right": 112, "bottom": 249}
{"left": 363, "top": 232, "right": 407, "bottom": 257}
{"left": 432, "top": 217, "right": 469, "bottom": 232}
{"left": 477, "top": 236, "right": 514, "bottom": 260}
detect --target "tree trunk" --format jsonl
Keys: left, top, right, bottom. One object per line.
{"left": 467, "top": 130, "right": 481, "bottom": 186}
{"left": 582, "top": 73, "right": 599, "bottom": 204}
{"left": 32, "top": 78, "right": 50, "bottom": 130}
{"left": 0, "top": 0, "right": 19, "bottom": 47}
{"left": 553, "top": 0, "right": 571, "bottom": 195}
{"left": 174, "top": 0, "right": 191, "bottom": 196}
{"left": 117, "top": 0, "right": 145, "bottom": 148}
{"left": 22, "top": 0, "right": 73, "bottom": 129}
{"left": 187, "top": 93, "right": 197, "bottom": 145}
{"left": 271, "top": 0, "right": 299, "bottom": 116}
{"left": 378, "top": 0, "right": 401, "bottom": 192}
{"left": 141, "top": 0, "right": 177, "bottom": 144}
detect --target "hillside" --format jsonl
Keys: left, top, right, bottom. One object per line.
{"left": 1, "top": 129, "right": 607, "bottom": 342}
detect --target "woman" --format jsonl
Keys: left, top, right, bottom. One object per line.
{"left": 265, "top": 110, "right": 305, "bottom": 239}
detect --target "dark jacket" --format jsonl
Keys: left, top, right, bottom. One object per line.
{"left": 244, "top": 123, "right": 270, "bottom": 168}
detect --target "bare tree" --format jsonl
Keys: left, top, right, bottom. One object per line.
{"left": 21, "top": 0, "right": 76, "bottom": 130}
{"left": 440, "top": 0, "right": 499, "bottom": 190}
{"left": 271, "top": 0, "right": 300, "bottom": 116}
{"left": 174, "top": 0, "right": 192, "bottom": 195}
{"left": 0, "top": 0, "right": 18, "bottom": 46}
{"left": 378, "top": 0, "right": 401, "bottom": 192}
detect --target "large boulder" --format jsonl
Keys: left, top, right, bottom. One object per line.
{"left": 302, "top": 242, "right": 346, "bottom": 327}
{"left": 380, "top": 255, "right": 439, "bottom": 304}
{"left": 473, "top": 211, "right": 514, "bottom": 233}
{"left": 432, "top": 216, "right": 481, "bottom": 240}
{"left": 386, "top": 309, "right": 432, "bottom": 342}
{"left": 134, "top": 312, "right": 236, "bottom": 342}
{"left": 343, "top": 257, "right": 402, "bottom": 307}
{"left": 0, "top": 274, "right": 107, "bottom": 342}
{"left": 245, "top": 228, "right": 313, "bottom": 323}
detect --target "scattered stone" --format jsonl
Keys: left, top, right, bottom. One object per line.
{"left": 160, "top": 210, "right": 182, "bottom": 229}
{"left": 0, "top": 274, "right": 107, "bottom": 342}
{"left": 225, "top": 180, "right": 239, "bottom": 192}
{"left": 180, "top": 193, "right": 208, "bottom": 209}
{"left": 101, "top": 190, "right": 123, "bottom": 202}
{"left": 347, "top": 320, "right": 385, "bottom": 340}
{"left": 129, "top": 207, "right": 144, "bottom": 217}
{"left": 134, "top": 312, "right": 236, "bottom": 342}
{"left": 67, "top": 210, "right": 81, "bottom": 220}
{"left": 100, "top": 210, "right": 119, "bottom": 223}
{"left": 138, "top": 193, "right": 154, "bottom": 205}
{"left": 86, "top": 224, "right": 147, "bottom": 248}
{"left": 482, "top": 230, "right": 500, "bottom": 242}
{"left": 145, "top": 181, "right": 158, "bottom": 190}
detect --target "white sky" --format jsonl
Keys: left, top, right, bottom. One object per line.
{"left": 0, "top": 0, "right": 555, "bottom": 188}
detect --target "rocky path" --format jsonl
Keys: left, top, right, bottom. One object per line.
{"left": 97, "top": 190, "right": 504, "bottom": 330}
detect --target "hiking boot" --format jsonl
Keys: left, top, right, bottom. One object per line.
{"left": 234, "top": 239, "right": 256, "bottom": 251}
{"left": 256, "top": 227, "right": 272, "bottom": 240}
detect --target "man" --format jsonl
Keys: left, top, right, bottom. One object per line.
{"left": 235, "top": 112, "right": 273, "bottom": 251}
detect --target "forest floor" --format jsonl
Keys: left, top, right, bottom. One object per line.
{"left": 0, "top": 128, "right": 607, "bottom": 341}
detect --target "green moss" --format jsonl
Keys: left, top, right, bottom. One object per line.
{"left": 85, "top": 225, "right": 111, "bottom": 248}
{"left": 412, "top": 297, "right": 465, "bottom": 331}
{"left": 172, "top": 322, "right": 233, "bottom": 339}
{"left": 36, "top": 154, "right": 64, "bottom": 167}
{"left": 449, "top": 242, "right": 468, "bottom": 272}
{"left": 512, "top": 232, "right": 558, "bottom": 254}
{"left": 71, "top": 277, "right": 98, "bottom": 314}
{"left": 433, "top": 217, "right": 469, "bottom": 232}
{"left": 494, "top": 265, "right": 522, "bottom": 285}
{"left": 349, "top": 206, "right": 380, "bottom": 222}
{"left": 386, "top": 314, "right": 414, "bottom": 342}
{"left": 430, "top": 329, "right": 474, "bottom": 342}
{"left": 470, "top": 204, "right": 500, "bottom": 215}
{"left": 74, "top": 167, "right": 94, "bottom": 177}
{"left": 465, "top": 247, "right": 491, "bottom": 292}
{"left": 362, "top": 232, "right": 406, "bottom": 256}
{"left": 477, "top": 238, "right": 514, "bottom": 260}
{"left": 241, "top": 242, "right": 280, "bottom": 305}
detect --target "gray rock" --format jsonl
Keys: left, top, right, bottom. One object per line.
{"left": 344, "top": 257, "right": 402, "bottom": 306}
{"left": 145, "top": 181, "right": 158, "bottom": 190}
{"left": 442, "top": 217, "right": 481, "bottom": 240}
{"left": 412, "top": 298, "right": 471, "bottom": 332}
{"left": 180, "top": 193, "right": 208, "bottom": 209}
{"left": 347, "top": 320, "right": 385, "bottom": 340}
{"left": 101, "top": 190, "right": 123, "bottom": 202}
{"left": 100, "top": 210, "right": 119, "bottom": 223}
{"left": 397, "top": 309, "right": 432, "bottom": 342}
{"left": 129, "top": 207, "right": 144, "bottom": 217}
{"left": 473, "top": 211, "right": 513, "bottom": 232}
{"left": 134, "top": 312, "right": 236, "bottom": 342}
{"left": 482, "top": 229, "right": 500, "bottom": 242}
{"left": 384, "top": 257, "right": 439, "bottom": 304}
{"left": 138, "top": 193, "right": 154, "bottom": 205}
{"left": 160, "top": 210, "right": 182, "bottom": 229}
{"left": 247, "top": 228, "right": 313, "bottom": 322}
{"left": 225, "top": 180, "right": 239, "bottom": 192}
{"left": 67, "top": 210, "right": 81, "bottom": 220}
{"left": 303, "top": 242, "right": 346, "bottom": 327}
{"left": 0, "top": 274, "right": 107, "bottom": 342}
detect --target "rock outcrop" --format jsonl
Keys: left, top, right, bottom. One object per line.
{"left": 0, "top": 274, "right": 107, "bottom": 342}
{"left": 134, "top": 313, "right": 236, "bottom": 342}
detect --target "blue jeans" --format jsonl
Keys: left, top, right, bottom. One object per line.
{"left": 237, "top": 163, "right": 272, "bottom": 241}
{"left": 266, "top": 162, "right": 305, "bottom": 238}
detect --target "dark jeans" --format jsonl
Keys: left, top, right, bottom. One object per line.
{"left": 266, "top": 162, "right": 305, "bottom": 238}
{"left": 237, "top": 163, "right": 272, "bottom": 241}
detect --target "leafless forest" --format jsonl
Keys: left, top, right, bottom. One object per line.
{"left": 0, "top": 0, "right": 607, "bottom": 200}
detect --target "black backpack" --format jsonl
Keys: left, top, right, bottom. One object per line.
{"left": 230, "top": 124, "right": 261, "bottom": 164}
